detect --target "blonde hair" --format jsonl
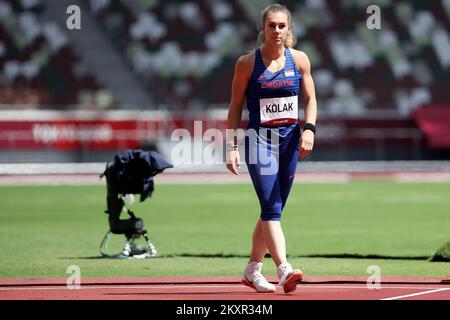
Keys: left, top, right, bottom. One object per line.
{"left": 257, "top": 4, "right": 297, "bottom": 48}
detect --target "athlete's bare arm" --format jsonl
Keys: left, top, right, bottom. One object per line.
{"left": 292, "top": 49, "right": 317, "bottom": 158}
{"left": 226, "top": 52, "right": 254, "bottom": 174}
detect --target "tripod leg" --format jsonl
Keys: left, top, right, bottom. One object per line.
{"left": 142, "top": 231, "right": 157, "bottom": 257}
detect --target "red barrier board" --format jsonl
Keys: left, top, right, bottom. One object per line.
{"left": 0, "top": 120, "right": 141, "bottom": 150}
{"left": 413, "top": 105, "right": 450, "bottom": 148}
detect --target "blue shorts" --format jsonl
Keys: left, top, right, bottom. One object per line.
{"left": 245, "top": 124, "right": 300, "bottom": 221}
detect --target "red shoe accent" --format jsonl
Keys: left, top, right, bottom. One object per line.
{"left": 241, "top": 278, "right": 256, "bottom": 290}
{"left": 240, "top": 278, "right": 276, "bottom": 293}
{"left": 282, "top": 269, "right": 303, "bottom": 293}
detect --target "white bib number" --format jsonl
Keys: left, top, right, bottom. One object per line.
{"left": 259, "top": 95, "right": 298, "bottom": 126}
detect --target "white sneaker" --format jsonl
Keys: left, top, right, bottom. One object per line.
{"left": 241, "top": 262, "right": 276, "bottom": 293}
{"left": 277, "top": 262, "right": 303, "bottom": 293}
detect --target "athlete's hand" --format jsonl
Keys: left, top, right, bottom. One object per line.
{"left": 226, "top": 150, "right": 241, "bottom": 175}
{"left": 299, "top": 130, "right": 314, "bottom": 158}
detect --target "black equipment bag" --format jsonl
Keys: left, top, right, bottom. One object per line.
{"left": 101, "top": 149, "right": 172, "bottom": 238}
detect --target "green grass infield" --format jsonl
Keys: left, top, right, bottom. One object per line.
{"left": 0, "top": 182, "right": 449, "bottom": 278}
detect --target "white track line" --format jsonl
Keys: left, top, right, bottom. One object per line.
{"left": 381, "top": 288, "right": 450, "bottom": 300}
{"left": 0, "top": 284, "right": 448, "bottom": 291}
{"left": 0, "top": 285, "right": 241, "bottom": 291}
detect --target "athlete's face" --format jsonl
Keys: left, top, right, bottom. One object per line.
{"left": 263, "top": 11, "right": 290, "bottom": 46}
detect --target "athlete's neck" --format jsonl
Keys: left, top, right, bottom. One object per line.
{"left": 260, "top": 44, "right": 285, "bottom": 60}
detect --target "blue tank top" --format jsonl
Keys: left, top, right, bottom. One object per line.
{"left": 246, "top": 48, "right": 302, "bottom": 130}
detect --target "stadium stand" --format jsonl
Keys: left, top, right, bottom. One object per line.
{"left": 1, "top": 0, "right": 448, "bottom": 114}
{"left": 0, "top": 0, "right": 449, "bottom": 162}
{"left": 84, "top": 0, "right": 450, "bottom": 115}
{"left": 0, "top": 0, "right": 112, "bottom": 108}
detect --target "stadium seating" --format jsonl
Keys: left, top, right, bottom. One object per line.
{"left": 2, "top": 0, "right": 449, "bottom": 115}
{"left": 86, "top": 0, "right": 450, "bottom": 115}
{"left": 0, "top": 0, "right": 110, "bottom": 108}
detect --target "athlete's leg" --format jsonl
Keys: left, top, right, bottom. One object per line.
{"left": 246, "top": 153, "right": 282, "bottom": 220}
{"left": 279, "top": 129, "right": 300, "bottom": 210}
{"left": 276, "top": 138, "right": 303, "bottom": 293}
{"left": 246, "top": 128, "right": 291, "bottom": 268}
{"left": 249, "top": 219, "right": 267, "bottom": 262}
{"left": 246, "top": 160, "right": 277, "bottom": 264}
{"left": 261, "top": 220, "right": 287, "bottom": 267}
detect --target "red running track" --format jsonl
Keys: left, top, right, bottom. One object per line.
{"left": 0, "top": 276, "right": 449, "bottom": 300}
